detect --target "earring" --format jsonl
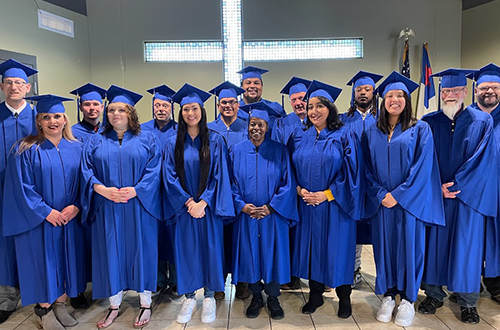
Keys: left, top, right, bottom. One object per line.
{"left": 38, "top": 126, "right": 42, "bottom": 130}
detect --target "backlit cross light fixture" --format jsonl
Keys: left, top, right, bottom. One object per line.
{"left": 144, "top": 0, "right": 363, "bottom": 85}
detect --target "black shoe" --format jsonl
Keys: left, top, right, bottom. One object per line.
{"left": 449, "top": 292, "right": 458, "bottom": 303}
{"left": 267, "top": 296, "right": 284, "bottom": 320}
{"left": 235, "top": 282, "right": 251, "bottom": 300}
{"left": 0, "top": 310, "right": 14, "bottom": 324}
{"left": 246, "top": 294, "right": 264, "bottom": 318}
{"left": 460, "top": 306, "right": 480, "bottom": 324}
{"left": 418, "top": 296, "right": 443, "bottom": 314}
{"left": 70, "top": 293, "right": 90, "bottom": 309}
{"left": 301, "top": 296, "right": 324, "bottom": 314}
{"left": 281, "top": 277, "right": 300, "bottom": 290}
{"left": 338, "top": 297, "right": 352, "bottom": 318}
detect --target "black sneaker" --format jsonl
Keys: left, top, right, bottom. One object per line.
{"left": 418, "top": 296, "right": 443, "bottom": 314}
{"left": 460, "top": 306, "right": 480, "bottom": 324}
{"left": 281, "top": 277, "right": 300, "bottom": 290}
{"left": 70, "top": 293, "right": 90, "bottom": 309}
{"left": 267, "top": 296, "right": 284, "bottom": 320}
{"left": 246, "top": 294, "right": 264, "bottom": 318}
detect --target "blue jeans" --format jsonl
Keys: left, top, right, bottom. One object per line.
{"left": 421, "top": 282, "right": 479, "bottom": 308}
{"left": 185, "top": 287, "right": 215, "bottom": 299}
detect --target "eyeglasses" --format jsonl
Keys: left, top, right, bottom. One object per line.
{"left": 477, "top": 85, "right": 500, "bottom": 93}
{"left": 441, "top": 87, "right": 465, "bottom": 96}
{"left": 154, "top": 103, "right": 171, "bottom": 109}
{"left": 219, "top": 100, "right": 237, "bottom": 106}
{"left": 2, "top": 80, "right": 27, "bottom": 86}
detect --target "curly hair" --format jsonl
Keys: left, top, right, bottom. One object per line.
{"left": 103, "top": 103, "right": 141, "bottom": 135}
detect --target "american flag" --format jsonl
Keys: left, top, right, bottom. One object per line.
{"left": 401, "top": 39, "right": 410, "bottom": 78}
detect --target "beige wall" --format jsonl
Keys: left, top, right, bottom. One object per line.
{"left": 461, "top": 0, "right": 500, "bottom": 70}
{"left": 0, "top": 0, "right": 90, "bottom": 124}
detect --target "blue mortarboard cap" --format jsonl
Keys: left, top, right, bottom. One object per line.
{"left": 249, "top": 109, "right": 269, "bottom": 123}
{"left": 468, "top": 63, "right": 500, "bottom": 85}
{"left": 106, "top": 85, "right": 143, "bottom": 106}
{"left": 280, "top": 77, "right": 312, "bottom": 96}
{"left": 24, "top": 94, "right": 73, "bottom": 114}
{"left": 431, "top": 68, "right": 475, "bottom": 88}
{"left": 347, "top": 71, "right": 383, "bottom": 88}
{"left": 0, "top": 59, "right": 38, "bottom": 83}
{"left": 239, "top": 101, "right": 282, "bottom": 117}
{"left": 237, "top": 66, "right": 269, "bottom": 81}
{"left": 70, "top": 83, "right": 106, "bottom": 103}
{"left": 305, "top": 80, "right": 342, "bottom": 103}
{"left": 172, "top": 83, "right": 211, "bottom": 107}
{"left": 375, "top": 71, "right": 419, "bottom": 98}
{"left": 147, "top": 84, "right": 176, "bottom": 102}
{"left": 209, "top": 81, "right": 246, "bottom": 99}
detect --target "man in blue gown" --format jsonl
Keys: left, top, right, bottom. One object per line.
{"left": 142, "top": 84, "right": 177, "bottom": 148}
{"left": 0, "top": 59, "right": 37, "bottom": 324}
{"left": 467, "top": 63, "right": 500, "bottom": 304}
{"left": 272, "top": 77, "right": 310, "bottom": 146}
{"left": 339, "top": 71, "right": 382, "bottom": 288}
{"left": 237, "top": 66, "right": 286, "bottom": 135}
{"left": 419, "top": 69, "right": 498, "bottom": 324}
{"left": 70, "top": 83, "right": 106, "bottom": 142}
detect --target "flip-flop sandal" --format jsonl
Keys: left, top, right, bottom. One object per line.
{"left": 97, "top": 308, "right": 123, "bottom": 329}
{"left": 134, "top": 306, "right": 152, "bottom": 329}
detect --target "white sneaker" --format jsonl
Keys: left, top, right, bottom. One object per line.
{"left": 376, "top": 296, "right": 396, "bottom": 323}
{"left": 177, "top": 298, "right": 196, "bottom": 324}
{"left": 201, "top": 297, "right": 216, "bottom": 323}
{"left": 394, "top": 299, "right": 415, "bottom": 327}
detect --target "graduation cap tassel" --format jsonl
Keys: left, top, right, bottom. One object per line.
{"left": 102, "top": 100, "right": 108, "bottom": 127}
{"left": 437, "top": 80, "right": 441, "bottom": 110}
{"left": 281, "top": 94, "right": 285, "bottom": 112}
{"left": 77, "top": 98, "right": 81, "bottom": 123}
{"left": 472, "top": 81, "right": 476, "bottom": 104}
{"left": 214, "top": 97, "right": 217, "bottom": 119}
{"left": 171, "top": 101, "right": 176, "bottom": 129}
{"left": 151, "top": 97, "right": 155, "bottom": 119}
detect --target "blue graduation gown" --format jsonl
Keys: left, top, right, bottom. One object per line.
{"left": 229, "top": 139, "right": 298, "bottom": 285}
{"left": 81, "top": 131, "right": 162, "bottom": 299}
{"left": 271, "top": 112, "right": 307, "bottom": 145}
{"left": 141, "top": 119, "right": 177, "bottom": 263}
{"left": 291, "top": 126, "right": 364, "bottom": 288}
{"left": 0, "top": 101, "right": 36, "bottom": 287}
{"left": 141, "top": 119, "right": 177, "bottom": 149}
{"left": 72, "top": 121, "right": 101, "bottom": 142}
{"left": 208, "top": 117, "right": 248, "bottom": 148}
{"left": 340, "top": 110, "right": 377, "bottom": 244}
{"left": 469, "top": 103, "right": 500, "bottom": 278}
{"left": 2, "top": 139, "right": 86, "bottom": 305}
{"left": 362, "top": 121, "right": 444, "bottom": 302}
{"left": 162, "top": 132, "right": 235, "bottom": 295}
{"left": 422, "top": 107, "right": 498, "bottom": 293}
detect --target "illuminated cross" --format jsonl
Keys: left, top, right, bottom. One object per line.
{"left": 144, "top": 0, "right": 363, "bottom": 85}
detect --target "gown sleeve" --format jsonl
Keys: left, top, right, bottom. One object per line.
{"left": 452, "top": 116, "right": 498, "bottom": 217}
{"left": 328, "top": 129, "right": 364, "bottom": 220}
{"left": 2, "top": 146, "right": 52, "bottom": 236}
{"left": 80, "top": 135, "right": 105, "bottom": 225}
{"left": 228, "top": 146, "right": 247, "bottom": 217}
{"left": 133, "top": 133, "right": 162, "bottom": 220}
{"left": 390, "top": 122, "right": 445, "bottom": 225}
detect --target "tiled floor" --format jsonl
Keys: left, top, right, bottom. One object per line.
{"left": 2, "top": 246, "right": 500, "bottom": 329}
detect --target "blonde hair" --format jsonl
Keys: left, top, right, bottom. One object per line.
{"left": 17, "top": 113, "right": 76, "bottom": 154}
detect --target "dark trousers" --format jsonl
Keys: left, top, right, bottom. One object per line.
{"left": 384, "top": 286, "right": 410, "bottom": 302}
{"left": 249, "top": 281, "right": 281, "bottom": 298}
{"left": 484, "top": 276, "right": 500, "bottom": 296}
{"left": 308, "top": 280, "right": 351, "bottom": 301}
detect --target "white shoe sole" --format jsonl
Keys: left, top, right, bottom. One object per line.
{"left": 201, "top": 313, "right": 216, "bottom": 324}
{"left": 395, "top": 316, "right": 414, "bottom": 327}
{"left": 376, "top": 314, "right": 393, "bottom": 323}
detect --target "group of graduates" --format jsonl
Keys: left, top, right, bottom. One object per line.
{"left": 0, "top": 58, "right": 500, "bottom": 330}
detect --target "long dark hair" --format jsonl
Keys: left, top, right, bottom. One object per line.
{"left": 346, "top": 97, "right": 377, "bottom": 117}
{"left": 305, "top": 96, "right": 344, "bottom": 130}
{"left": 103, "top": 103, "right": 141, "bottom": 135}
{"left": 376, "top": 91, "right": 416, "bottom": 134}
{"left": 174, "top": 104, "right": 211, "bottom": 198}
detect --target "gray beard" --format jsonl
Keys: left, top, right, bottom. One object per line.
{"left": 442, "top": 102, "right": 462, "bottom": 120}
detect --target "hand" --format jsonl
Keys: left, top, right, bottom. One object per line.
{"left": 46, "top": 209, "right": 66, "bottom": 227}
{"left": 61, "top": 205, "right": 80, "bottom": 223}
{"left": 381, "top": 192, "right": 398, "bottom": 208}
{"left": 250, "top": 205, "right": 271, "bottom": 219}
{"left": 114, "top": 187, "right": 137, "bottom": 203}
{"left": 242, "top": 203, "right": 257, "bottom": 215}
{"left": 188, "top": 200, "right": 207, "bottom": 218}
{"left": 185, "top": 197, "right": 195, "bottom": 208}
{"left": 302, "top": 191, "right": 328, "bottom": 206}
{"left": 442, "top": 182, "right": 460, "bottom": 199}
{"left": 94, "top": 184, "right": 121, "bottom": 203}
{"left": 297, "top": 186, "right": 305, "bottom": 197}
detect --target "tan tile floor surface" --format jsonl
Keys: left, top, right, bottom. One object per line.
{"left": 2, "top": 246, "right": 499, "bottom": 329}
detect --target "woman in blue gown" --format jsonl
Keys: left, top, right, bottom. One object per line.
{"left": 229, "top": 108, "right": 298, "bottom": 319}
{"left": 3, "top": 95, "right": 84, "bottom": 330}
{"left": 163, "top": 84, "right": 234, "bottom": 325}
{"left": 362, "top": 72, "right": 445, "bottom": 327}
{"left": 291, "top": 80, "right": 364, "bottom": 318}
{"left": 81, "top": 86, "right": 162, "bottom": 329}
